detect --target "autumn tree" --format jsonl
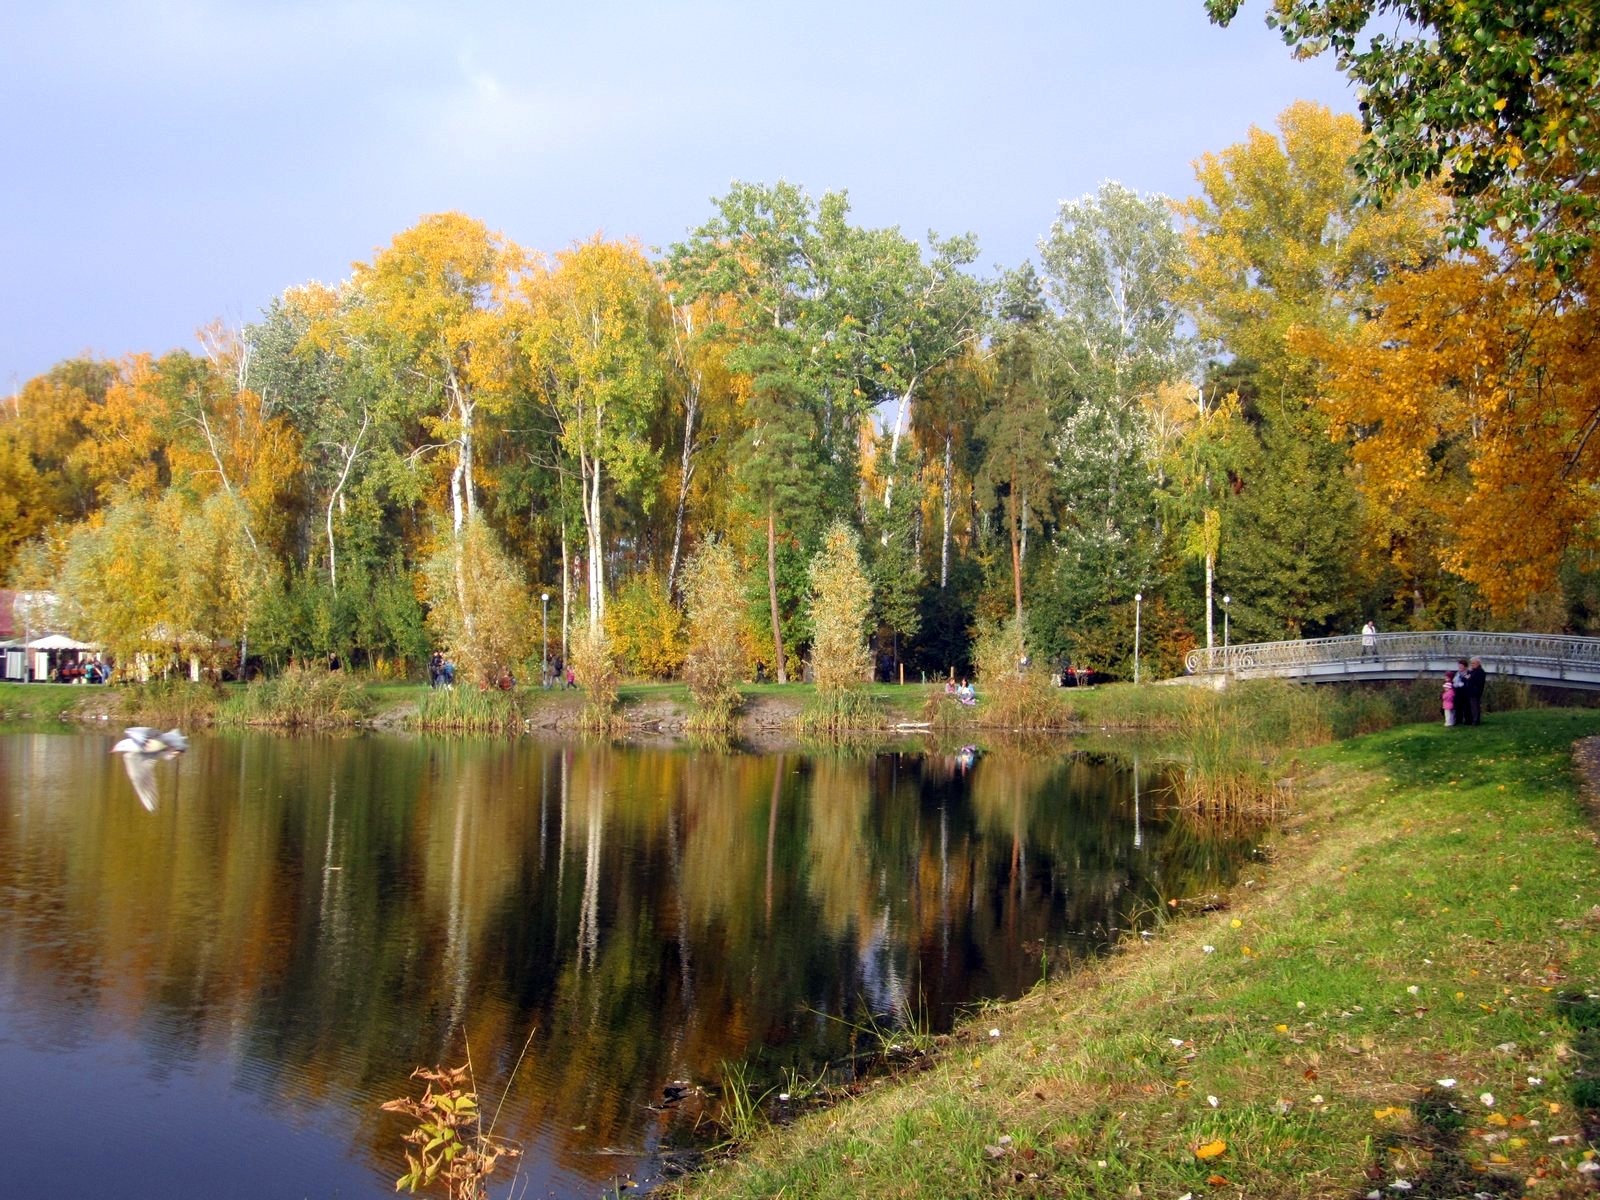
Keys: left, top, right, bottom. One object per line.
{"left": 807, "top": 520, "right": 873, "bottom": 704}
{"left": 1175, "top": 102, "right": 1447, "bottom": 637}
{"left": 347, "top": 212, "right": 522, "bottom": 537}
{"left": 60, "top": 489, "right": 265, "bottom": 675}
{"left": 518, "top": 236, "right": 668, "bottom": 631}
{"left": 421, "top": 515, "right": 533, "bottom": 688}
{"left": 1304, "top": 249, "right": 1600, "bottom": 616}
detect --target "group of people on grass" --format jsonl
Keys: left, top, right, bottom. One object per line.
{"left": 1442, "top": 657, "right": 1487, "bottom": 727}
{"left": 944, "top": 677, "right": 977, "bottom": 706}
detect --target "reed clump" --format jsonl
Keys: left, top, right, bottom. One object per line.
{"left": 680, "top": 539, "right": 747, "bottom": 735}
{"left": 570, "top": 626, "right": 624, "bottom": 732}
{"left": 217, "top": 664, "right": 371, "bottom": 728}
{"left": 414, "top": 685, "right": 528, "bottom": 732}
{"left": 797, "top": 687, "right": 881, "bottom": 735}
{"left": 125, "top": 678, "right": 222, "bottom": 728}
{"left": 971, "top": 615, "right": 1067, "bottom": 728}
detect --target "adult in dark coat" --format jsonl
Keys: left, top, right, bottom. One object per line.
{"left": 1464, "top": 657, "right": 1487, "bottom": 726}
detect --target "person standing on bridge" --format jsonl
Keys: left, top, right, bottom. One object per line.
{"left": 1361, "top": 620, "right": 1377, "bottom": 657}
{"left": 1464, "top": 657, "right": 1487, "bottom": 726}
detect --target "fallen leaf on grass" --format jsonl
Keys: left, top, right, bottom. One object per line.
{"left": 1194, "top": 1139, "right": 1227, "bottom": 1160}
{"left": 1206, "top": 1173, "right": 1229, "bottom": 1186}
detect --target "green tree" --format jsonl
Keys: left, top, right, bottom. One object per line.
{"left": 1208, "top": 0, "right": 1600, "bottom": 269}
{"left": 1037, "top": 183, "right": 1188, "bottom": 639}
{"left": 668, "top": 181, "right": 839, "bottom": 681}
{"left": 976, "top": 266, "right": 1057, "bottom": 621}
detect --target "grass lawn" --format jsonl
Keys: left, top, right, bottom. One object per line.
{"left": 0, "top": 681, "right": 103, "bottom": 721}
{"left": 673, "top": 707, "right": 1600, "bottom": 1199}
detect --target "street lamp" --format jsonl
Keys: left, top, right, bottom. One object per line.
{"left": 541, "top": 593, "right": 550, "bottom": 687}
{"left": 1133, "top": 591, "right": 1142, "bottom": 686}
{"left": 1222, "top": 594, "right": 1231, "bottom": 650}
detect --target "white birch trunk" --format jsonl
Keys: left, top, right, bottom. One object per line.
{"left": 940, "top": 433, "right": 953, "bottom": 589}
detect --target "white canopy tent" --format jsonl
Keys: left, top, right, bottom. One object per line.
{"left": 3, "top": 634, "right": 102, "bottom": 682}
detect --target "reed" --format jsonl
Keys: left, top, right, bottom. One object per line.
{"left": 217, "top": 665, "right": 371, "bottom": 728}
{"left": 124, "top": 678, "right": 221, "bottom": 728}
{"left": 795, "top": 687, "right": 881, "bottom": 736}
{"left": 414, "top": 685, "right": 528, "bottom": 733}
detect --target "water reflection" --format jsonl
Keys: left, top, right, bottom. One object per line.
{"left": 0, "top": 731, "right": 1254, "bottom": 1199}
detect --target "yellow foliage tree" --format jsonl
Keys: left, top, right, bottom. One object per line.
{"left": 517, "top": 236, "right": 668, "bottom": 630}
{"left": 807, "top": 521, "right": 873, "bottom": 699}
{"left": 421, "top": 516, "right": 534, "bottom": 688}
{"left": 1301, "top": 249, "right": 1600, "bottom": 615}
{"left": 1174, "top": 101, "right": 1447, "bottom": 402}
{"left": 604, "top": 573, "right": 685, "bottom": 680}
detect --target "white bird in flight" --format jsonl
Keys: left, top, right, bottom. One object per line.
{"left": 111, "top": 727, "right": 188, "bottom": 811}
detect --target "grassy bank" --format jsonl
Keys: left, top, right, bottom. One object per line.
{"left": 671, "top": 707, "right": 1600, "bottom": 1199}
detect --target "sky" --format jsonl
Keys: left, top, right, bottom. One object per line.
{"left": 0, "top": 1, "right": 1357, "bottom": 390}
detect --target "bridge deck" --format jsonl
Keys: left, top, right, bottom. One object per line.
{"left": 1183, "top": 631, "right": 1600, "bottom": 691}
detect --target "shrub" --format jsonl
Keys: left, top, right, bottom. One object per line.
{"left": 605, "top": 573, "right": 686, "bottom": 680}
{"left": 681, "top": 539, "right": 747, "bottom": 730}
{"left": 216, "top": 663, "right": 371, "bottom": 728}
{"left": 570, "top": 624, "right": 621, "bottom": 729}
{"left": 972, "top": 613, "right": 1064, "bottom": 727}
{"left": 805, "top": 522, "right": 874, "bottom": 731}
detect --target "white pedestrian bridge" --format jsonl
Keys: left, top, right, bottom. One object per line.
{"left": 1183, "top": 631, "right": 1600, "bottom": 690}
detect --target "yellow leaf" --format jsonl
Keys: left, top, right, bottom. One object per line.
{"left": 1194, "top": 1139, "right": 1227, "bottom": 1160}
{"left": 1275, "top": 1023, "right": 1289, "bottom": 1033}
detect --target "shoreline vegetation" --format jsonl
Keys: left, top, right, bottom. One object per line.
{"left": 5, "top": 677, "right": 1598, "bottom": 1196}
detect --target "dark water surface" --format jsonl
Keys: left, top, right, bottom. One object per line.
{"left": 0, "top": 730, "right": 1252, "bottom": 1198}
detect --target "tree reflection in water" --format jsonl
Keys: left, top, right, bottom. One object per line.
{"left": 0, "top": 731, "right": 1257, "bottom": 1199}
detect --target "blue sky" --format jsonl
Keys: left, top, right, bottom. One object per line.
{"left": 0, "top": 1, "right": 1355, "bottom": 389}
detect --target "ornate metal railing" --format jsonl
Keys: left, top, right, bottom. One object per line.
{"left": 1184, "top": 631, "right": 1600, "bottom": 688}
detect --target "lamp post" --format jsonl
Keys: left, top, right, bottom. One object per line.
{"left": 1133, "top": 591, "right": 1142, "bottom": 686}
{"left": 541, "top": 593, "right": 550, "bottom": 687}
{"left": 1222, "top": 594, "right": 1230, "bottom": 651}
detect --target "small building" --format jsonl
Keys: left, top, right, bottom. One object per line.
{"left": 0, "top": 590, "right": 103, "bottom": 682}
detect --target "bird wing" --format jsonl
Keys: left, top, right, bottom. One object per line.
{"left": 119, "top": 752, "right": 160, "bottom": 812}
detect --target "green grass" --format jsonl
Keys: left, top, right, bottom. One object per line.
{"left": 669, "top": 707, "right": 1600, "bottom": 1199}
{"left": 0, "top": 681, "right": 96, "bottom": 721}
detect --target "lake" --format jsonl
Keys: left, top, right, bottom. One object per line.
{"left": 0, "top": 729, "right": 1253, "bottom": 1198}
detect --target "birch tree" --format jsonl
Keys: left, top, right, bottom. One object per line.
{"left": 518, "top": 236, "right": 668, "bottom": 631}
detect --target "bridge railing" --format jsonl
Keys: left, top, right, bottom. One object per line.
{"left": 1184, "top": 630, "right": 1600, "bottom": 679}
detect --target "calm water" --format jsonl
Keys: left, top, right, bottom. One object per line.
{"left": 0, "top": 730, "right": 1252, "bottom": 1198}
